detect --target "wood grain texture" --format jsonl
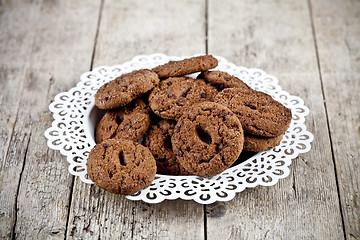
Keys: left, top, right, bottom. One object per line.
{"left": 66, "top": 0, "right": 206, "bottom": 239}
{"left": 206, "top": 0, "right": 344, "bottom": 239}
{"left": 310, "top": 0, "right": 360, "bottom": 239}
{"left": 93, "top": 0, "right": 207, "bottom": 66}
{"left": 1, "top": 0, "right": 357, "bottom": 238}
{"left": 0, "top": 1, "right": 38, "bottom": 237}
{"left": 0, "top": 0, "right": 101, "bottom": 238}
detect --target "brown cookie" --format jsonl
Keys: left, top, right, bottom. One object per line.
{"left": 171, "top": 102, "right": 244, "bottom": 177}
{"left": 96, "top": 98, "right": 150, "bottom": 143}
{"left": 244, "top": 134, "right": 284, "bottom": 152}
{"left": 149, "top": 77, "right": 218, "bottom": 120}
{"left": 198, "top": 70, "right": 250, "bottom": 90}
{"left": 143, "top": 120, "right": 191, "bottom": 176}
{"left": 95, "top": 69, "right": 160, "bottom": 109}
{"left": 215, "top": 88, "right": 292, "bottom": 137}
{"left": 152, "top": 55, "right": 218, "bottom": 79}
{"left": 86, "top": 138, "right": 157, "bottom": 195}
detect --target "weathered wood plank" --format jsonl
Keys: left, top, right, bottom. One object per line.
{"left": 0, "top": 0, "right": 101, "bottom": 239}
{"left": 310, "top": 0, "right": 360, "bottom": 239}
{"left": 206, "top": 0, "right": 344, "bottom": 239}
{"left": 0, "top": 1, "right": 39, "bottom": 237}
{"left": 66, "top": 0, "right": 206, "bottom": 239}
{"left": 93, "top": 0, "right": 207, "bottom": 66}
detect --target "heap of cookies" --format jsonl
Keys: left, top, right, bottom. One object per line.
{"left": 86, "top": 55, "right": 292, "bottom": 195}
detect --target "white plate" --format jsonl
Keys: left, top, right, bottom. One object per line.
{"left": 44, "top": 54, "right": 313, "bottom": 204}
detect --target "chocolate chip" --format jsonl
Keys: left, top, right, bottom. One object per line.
{"left": 219, "top": 112, "right": 226, "bottom": 118}
{"left": 167, "top": 92, "right": 173, "bottom": 98}
{"left": 200, "top": 92, "right": 206, "bottom": 98}
{"left": 178, "top": 150, "right": 183, "bottom": 156}
{"left": 167, "top": 81, "right": 172, "bottom": 86}
{"left": 108, "top": 170, "right": 113, "bottom": 178}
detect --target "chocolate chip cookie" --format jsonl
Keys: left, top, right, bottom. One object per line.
{"left": 198, "top": 70, "right": 250, "bottom": 90}
{"left": 95, "top": 69, "right": 160, "bottom": 109}
{"left": 143, "top": 120, "right": 191, "bottom": 176}
{"left": 96, "top": 98, "right": 150, "bottom": 143}
{"left": 215, "top": 88, "right": 292, "bottom": 137}
{"left": 149, "top": 77, "right": 218, "bottom": 120}
{"left": 86, "top": 138, "right": 157, "bottom": 195}
{"left": 244, "top": 134, "right": 284, "bottom": 152}
{"left": 171, "top": 102, "right": 244, "bottom": 177}
{"left": 152, "top": 55, "right": 218, "bottom": 79}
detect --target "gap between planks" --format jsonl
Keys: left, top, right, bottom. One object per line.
{"left": 11, "top": 133, "right": 31, "bottom": 240}
{"left": 90, "top": 0, "right": 105, "bottom": 71}
{"left": 205, "top": 0, "right": 209, "bottom": 54}
{"left": 6, "top": 54, "right": 34, "bottom": 240}
{"left": 306, "top": 0, "right": 347, "bottom": 239}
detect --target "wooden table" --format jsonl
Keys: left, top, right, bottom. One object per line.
{"left": 1, "top": 0, "right": 359, "bottom": 239}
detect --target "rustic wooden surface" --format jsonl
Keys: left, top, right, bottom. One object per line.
{"left": 0, "top": 0, "right": 359, "bottom": 239}
{"left": 206, "top": 0, "right": 344, "bottom": 239}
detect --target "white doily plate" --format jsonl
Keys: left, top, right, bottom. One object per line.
{"left": 44, "top": 54, "right": 313, "bottom": 204}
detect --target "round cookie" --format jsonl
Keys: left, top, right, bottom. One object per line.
{"left": 152, "top": 55, "right": 218, "bottom": 79}
{"left": 95, "top": 69, "right": 160, "bottom": 109}
{"left": 149, "top": 77, "right": 218, "bottom": 120}
{"left": 143, "top": 120, "right": 191, "bottom": 176}
{"left": 244, "top": 134, "right": 284, "bottom": 152}
{"left": 96, "top": 98, "right": 150, "bottom": 143}
{"left": 198, "top": 70, "right": 250, "bottom": 90}
{"left": 215, "top": 88, "right": 292, "bottom": 137}
{"left": 86, "top": 138, "right": 157, "bottom": 195}
{"left": 171, "top": 102, "right": 244, "bottom": 177}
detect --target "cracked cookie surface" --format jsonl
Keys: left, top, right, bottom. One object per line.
{"left": 152, "top": 55, "right": 218, "bottom": 79}
{"left": 171, "top": 102, "right": 244, "bottom": 177}
{"left": 215, "top": 88, "right": 292, "bottom": 137}
{"left": 96, "top": 98, "right": 150, "bottom": 143}
{"left": 95, "top": 69, "right": 159, "bottom": 109}
{"left": 149, "top": 77, "right": 218, "bottom": 120}
{"left": 198, "top": 70, "right": 250, "bottom": 90}
{"left": 143, "top": 120, "right": 191, "bottom": 176}
{"left": 87, "top": 139, "right": 156, "bottom": 195}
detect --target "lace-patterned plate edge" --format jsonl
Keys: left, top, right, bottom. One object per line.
{"left": 44, "top": 53, "right": 314, "bottom": 204}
